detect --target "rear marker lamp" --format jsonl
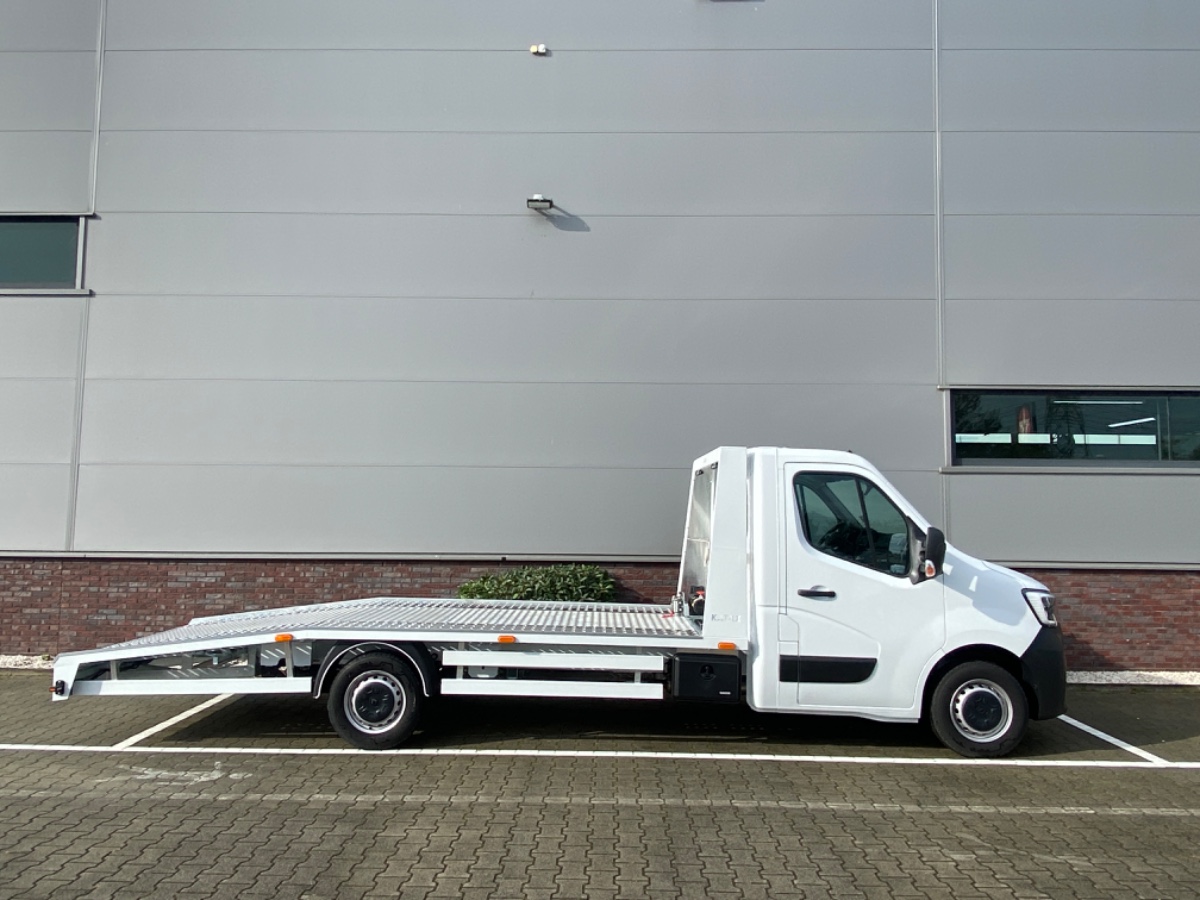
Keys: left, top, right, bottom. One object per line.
{"left": 717, "top": 642, "right": 736, "bottom": 651}
{"left": 1022, "top": 589, "right": 1058, "bottom": 627}
{"left": 497, "top": 635, "right": 517, "bottom": 644}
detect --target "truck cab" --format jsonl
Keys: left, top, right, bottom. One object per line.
{"left": 685, "top": 447, "right": 1066, "bottom": 757}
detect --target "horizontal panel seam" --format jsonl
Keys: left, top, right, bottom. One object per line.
{"left": 74, "top": 462, "right": 935, "bottom": 472}
{"left": 942, "top": 468, "right": 1200, "bottom": 476}
{"left": 76, "top": 378, "right": 935, "bottom": 387}
{"left": 943, "top": 129, "right": 1200, "bottom": 135}
{"left": 84, "top": 300, "right": 936, "bottom": 307}
{"left": 941, "top": 383, "right": 1200, "bottom": 391}
{"left": 76, "top": 463, "right": 696, "bottom": 471}
{"left": 0, "top": 377, "right": 78, "bottom": 382}
{"left": 0, "top": 550, "right": 684, "bottom": 560}
{"left": 92, "top": 211, "right": 935, "bottom": 217}
{"left": 945, "top": 301, "right": 1200, "bottom": 309}
{"left": 941, "top": 129, "right": 1200, "bottom": 135}
{"left": 97, "top": 128, "right": 938, "bottom": 136}
{"left": 96, "top": 128, "right": 937, "bottom": 135}
{"left": 942, "top": 47, "right": 1200, "bottom": 53}
{"left": 945, "top": 213, "right": 1200, "bottom": 218}
{"left": 84, "top": 294, "right": 937, "bottom": 303}
{"left": 0, "top": 49, "right": 97, "bottom": 55}
{"left": 102, "top": 47, "right": 936, "bottom": 54}
{"left": 90, "top": 211, "right": 938, "bottom": 218}
{"left": 942, "top": 298, "right": 1200, "bottom": 304}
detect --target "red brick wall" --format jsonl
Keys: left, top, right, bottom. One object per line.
{"left": 1024, "top": 568, "right": 1199, "bottom": 671}
{"left": 1, "top": 558, "right": 1195, "bottom": 669}
{"left": 0, "top": 558, "right": 678, "bottom": 656}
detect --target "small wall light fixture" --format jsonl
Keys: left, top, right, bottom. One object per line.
{"left": 530, "top": 43, "right": 548, "bottom": 55}
{"left": 526, "top": 194, "right": 554, "bottom": 211}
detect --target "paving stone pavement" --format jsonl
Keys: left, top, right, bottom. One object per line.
{"left": 1, "top": 672, "right": 1198, "bottom": 899}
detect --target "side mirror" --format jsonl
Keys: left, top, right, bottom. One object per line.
{"left": 909, "top": 525, "right": 947, "bottom": 583}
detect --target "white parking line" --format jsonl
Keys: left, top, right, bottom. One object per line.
{"left": 111, "top": 695, "right": 232, "bottom": 749}
{"left": 0, "top": 742, "right": 1197, "bottom": 768}
{"left": 1058, "top": 715, "right": 1171, "bottom": 766}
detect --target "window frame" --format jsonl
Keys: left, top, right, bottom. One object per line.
{"left": 949, "top": 388, "right": 1200, "bottom": 470}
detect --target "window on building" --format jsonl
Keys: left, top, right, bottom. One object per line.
{"left": 794, "top": 472, "right": 911, "bottom": 577}
{"left": 0, "top": 216, "right": 82, "bottom": 290}
{"left": 952, "top": 390, "right": 1200, "bottom": 466}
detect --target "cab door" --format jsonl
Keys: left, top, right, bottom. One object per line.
{"left": 781, "top": 464, "right": 944, "bottom": 714}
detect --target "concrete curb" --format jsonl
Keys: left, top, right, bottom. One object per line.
{"left": 1068, "top": 670, "right": 1200, "bottom": 686}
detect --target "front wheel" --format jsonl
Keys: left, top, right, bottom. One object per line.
{"left": 929, "top": 662, "right": 1028, "bottom": 758}
{"left": 327, "top": 652, "right": 423, "bottom": 750}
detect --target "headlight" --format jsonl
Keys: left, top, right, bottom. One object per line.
{"left": 1022, "top": 589, "right": 1058, "bottom": 627}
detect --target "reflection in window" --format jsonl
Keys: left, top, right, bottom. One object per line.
{"left": 952, "top": 391, "right": 1200, "bottom": 465}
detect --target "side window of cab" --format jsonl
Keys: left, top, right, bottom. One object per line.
{"left": 793, "top": 472, "right": 911, "bottom": 577}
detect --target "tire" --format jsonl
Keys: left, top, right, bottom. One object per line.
{"left": 929, "top": 661, "right": 1029, "bottom": 758}
{"left": 327, "top": 651, "right": 422, "bottom": 750}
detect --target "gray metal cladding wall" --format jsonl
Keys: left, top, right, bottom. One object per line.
{"left": 939, "top": 0, "right": 1200, "bottom": 564}
{"left": 65, "top": 0, "right": 943, "bottom": 558}
{"left": 0, "top": 2, "right": 98, "bottom": 552}
{"left": 4, "top": 1, "right": 1197, "bottom": 565}
{"left": 0, "top": 0, "right": 99, "bottom": 213}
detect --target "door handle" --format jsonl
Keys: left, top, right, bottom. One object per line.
{"left": 798, "top": 586, "right": 837, "bottom": 599}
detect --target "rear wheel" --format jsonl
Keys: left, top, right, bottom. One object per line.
{"left": 930, "top": 661, "right": 1028, "bottom": 758}
{"left": 327, "top": 652, "right": 422, "bottom": 750}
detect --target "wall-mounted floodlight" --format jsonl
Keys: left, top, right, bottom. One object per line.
{"left": 530, "top": 43, "right": 548, "bottom": 55}
{"left": 527, "top": 194, "right": 554, "bottom": 211}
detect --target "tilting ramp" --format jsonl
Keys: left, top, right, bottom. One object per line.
{"left": 52, "top": 597, "right": 703, "bottom": 701}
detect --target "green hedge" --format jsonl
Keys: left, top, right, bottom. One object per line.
{"left": 457, "top": 564, "right": 618, "bottom": 603}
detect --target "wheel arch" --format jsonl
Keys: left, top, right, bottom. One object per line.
{"left": 922, "top": 644, "right": 1043, "bottom": 719}
{"left": 313, "top": 641, "right": 439, "bottom": 700}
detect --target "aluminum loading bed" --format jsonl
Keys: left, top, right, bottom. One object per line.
{"left": 99, "top": 597, "right": 702, "bottom": 651}
{"left": 51, "top": 596, "right": 709, "bottom": 703}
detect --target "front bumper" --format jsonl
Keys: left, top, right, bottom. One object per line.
{"left": 1020, "top": 626, "right": 1067, "bottom": 719}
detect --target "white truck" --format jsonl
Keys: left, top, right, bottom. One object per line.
{"left": 51, "top": 447, "right": 1066, "bottom": 758}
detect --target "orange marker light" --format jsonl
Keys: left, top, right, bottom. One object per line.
{"left": 717, "top": 641, "right": 736, "bottom": 651}
{"left": 274, "top": 633, "right": 294, "bottom": 642}
{"left": 497, "top": 634, "right": 517, "bottom": 644}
